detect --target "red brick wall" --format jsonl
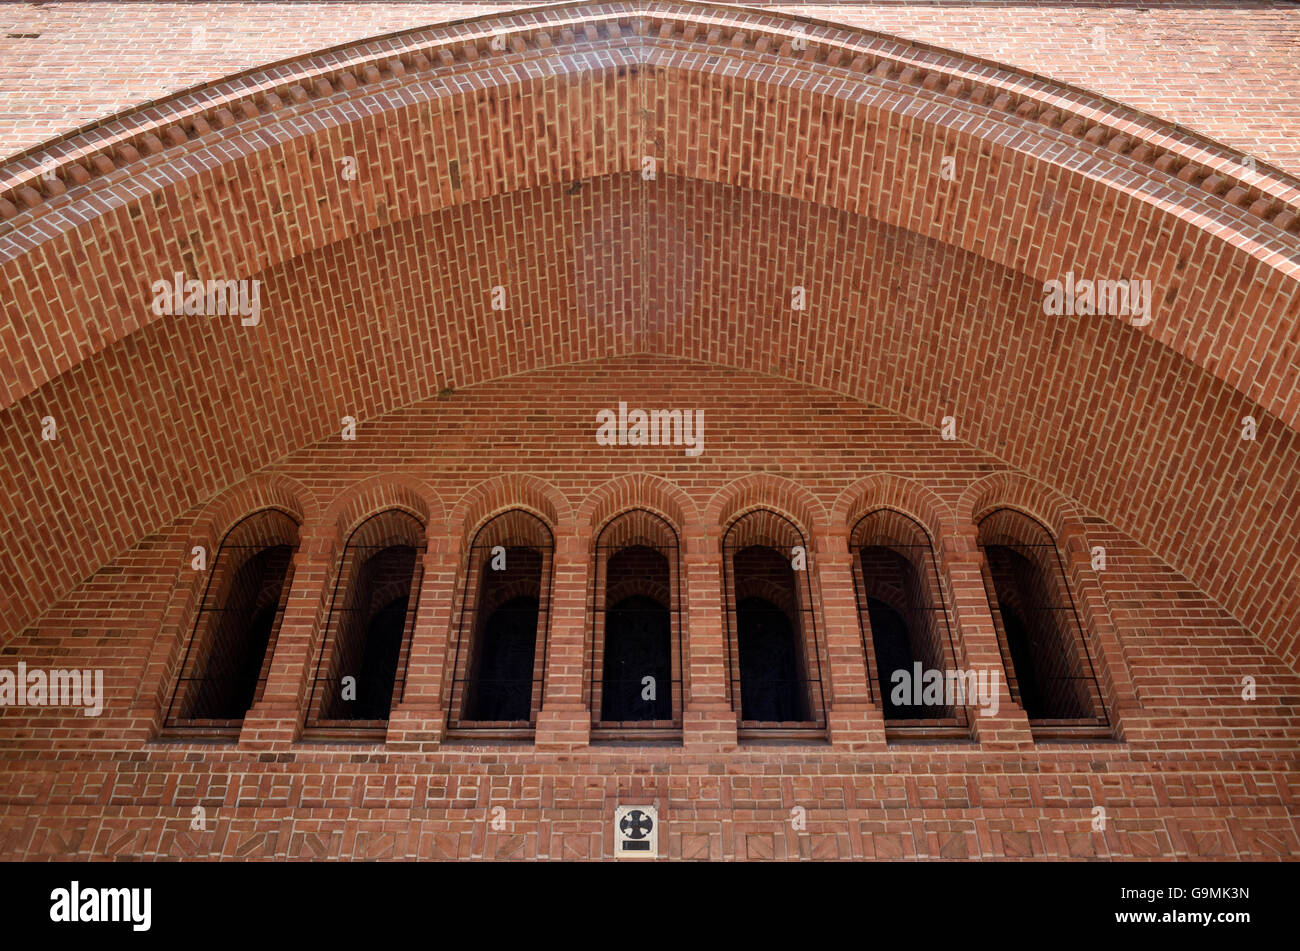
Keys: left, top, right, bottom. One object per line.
{"left": 0, "top": 0, "right": 1296, "bottom": 862}
{"left": 0, "top": 358, "right": 1296, "bottom": 860}
{"left": 5, "top": 5, "right": 1294, "bottom": 659}
{"left": 4, "top": 169, "right": 1296, "bottom": 669}
{"left": 2, "top": 4, "right": 1297, "bottom": 668}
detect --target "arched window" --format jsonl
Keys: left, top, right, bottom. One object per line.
{"left": 722, "top": 509, "right": 827, "bottom": 736}
{"left": 850, "top": 509, "right": 967, "bottom": 738}
{"left": 447, "top": 509, "right": 553, "bottom": 733}
{"left": 164, "top": 509, "right": 299, "bottom": 735}
{"left": 977, "top": 509, "right": 1109, "bottom": 736}
{"left": 305, "top": 510, "right": 425, "bottom": 737}
{"left": 590, "top": 510, "right": 682, "bottom": 736}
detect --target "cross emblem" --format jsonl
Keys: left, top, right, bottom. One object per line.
{"left": 620, "top": 809, "right": 653, "bottom": 840}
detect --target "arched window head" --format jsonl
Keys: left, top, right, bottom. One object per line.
{"left": 165, "top": 509, "right": 299, "bottom": 735}
{"left": 722, "top": 509, "right": 826, "bottom": 734}
{"left": 977, "top": 509, "right": 1109, "bottom": 734}
{"left": 591, "top": 510, "right": 682, "bottom": 734}
{"left": 306, "top": 509, "right": 425, "bottom": 735}
{"left": 448, "top": 509, "right": 553, "bottom": 733}
{"left": 850, "top": 509, "right": 966, "bottom": 736}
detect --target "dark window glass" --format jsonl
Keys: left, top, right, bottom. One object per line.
{"left": 723, "top": 510, "right": 825, "bottom": 729}
{"left": 984, "top": 543, "right": 1091, "bottom": 719}
{"left": 867, "top": 596, "right": 918, "bottom": 719}
{"left": 978, "top": 508, "right": 1105, "bottom": 727}
{"left": 602, "top": 594, "right": 671, "bottom": 722}
{"left": 308, "top": 510, "right": 424, "bottom": 728}
{"left": 167, "top": 507, "right": 299, "bottom": 729}
{"left": 736, "top": 594, "right": 809, "bottom": 722}
{"left": 449, "top": 510, "right": 553, "bottom": 731}
{"left": 592, "top": 513, "right": 681, "bottom": 732}
{"left": 466, "top": 593, "right": 540, "bottom": 722}
{"left": 349, "top": 595, "right": 410, "bottom": 719}
{"left": 182, "top": 544, "right": 293, "bottom": 720}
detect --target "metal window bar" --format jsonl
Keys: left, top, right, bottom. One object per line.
{"left": 162, "top": 510, "right": 298, "bottom": 737}
{"left": 304, "top": 521, "right": 425, "bottom": 738}
{"left": 977, "top": 510, "right": 1111, "bottom": 737}
{"left": 394, "top": 560, "right": 425, "bottom": 706}
{"left": 445, "top": 510, "right": 553, "bottom": 736}
{"left": 588, "top": 510, "right": 684, "bottom": 737}
{"left": 721, "top": 509, "right": 829, "bottom": 737}
{"left": 850, "top": 510, "right": 970, "bottom": 739}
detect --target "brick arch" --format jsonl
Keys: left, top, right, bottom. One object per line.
{"left": 130, "top": 473, "right": 316, "bottom": 729}
{"left": 706, "top": 474, "right": 828, "bottom": 538}
{"left": 2, "top": 1, "right": 1298, "bottom": 432}
{"left": 956, "top": 471, "right": 1085, "bottom": 546}
{"left": 578, "top": 474, "right": 697, "bottom": 535}
{"left": 189, "top": 471, "right": 318, "bottom": 555}
{"left": 0, "top": 1, "right": 1296, "bottom": 671}
{"left": 449, "top": 474, "right": 573, "bottom": 546}
{"left": 959, "top": 470, "right": 1139, "bottom": 720}
{"left": 321, "top": 474, "right": 444, "bottom": 547}
{"left": 833, "top": 474, "right": 953, "bottom": 544}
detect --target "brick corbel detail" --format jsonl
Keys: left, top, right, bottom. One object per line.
{"left": 237, "top": 525, "right": 339, "bottom": 750}
{"left": 386, "top": 531, "right": 460, "bottom": 750}
{"left": 535, "top": 528, "right": 591, "bottom": 750}
{"left": 939, "top": 521, "right": 1034, "bottom": 750}
{"left": 815, "top": 531, "right": 886, "bottom": 750}
{"left": 682, "top": 523, "right": 738, "bottom": 751}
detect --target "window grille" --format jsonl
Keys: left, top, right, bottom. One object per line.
{"left": 721, "top": 508, "right": 828, "bottom": 738}
{"left": 304, "top": 509, "right": 425, "bottom": 738}
{"left": 164, "top": 508, "right": 299, "bottom": 736}
{"left": 850, "top": 509, "right": 969, "bottom": 740}
{"left": 446, "top": 509, "right": 553, "bottom": 736}
{"left": 977, "top": 508, "right": 1110, "bottom": 738}
{"left": 589, "top": 509, "right": 683, "bottom": 738}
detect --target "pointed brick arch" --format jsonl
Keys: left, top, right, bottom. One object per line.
{"left": 2, "top": 1, "right": 1297, "bottom": 422}
{"left": 706, "top": 474, "right": 828, "bottom": 539}
{"left": 579, "top": 473, "right": 697, "bottom": 535}
{"left": 321, "top": 474, "right": 444, "bottom": 547}
{"left": 0, "top": 1, "right": 1296, "bottom": 672}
